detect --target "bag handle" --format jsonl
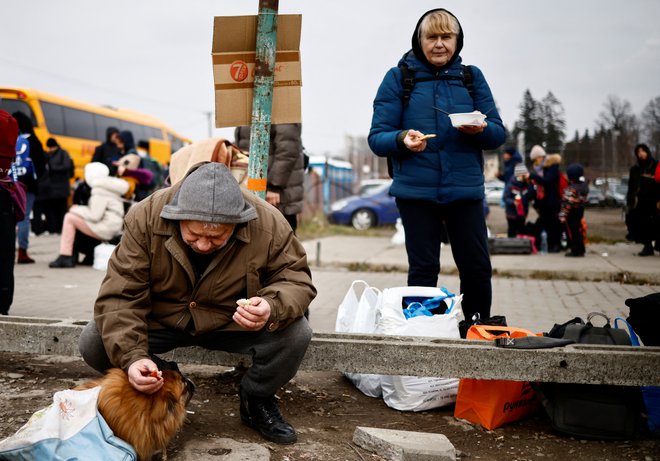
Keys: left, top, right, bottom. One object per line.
{"left": 614, "top": 317, "right": 641, "bottom": 346}
{"left": 587, "top": 312, "right": 611, "bottom": 327}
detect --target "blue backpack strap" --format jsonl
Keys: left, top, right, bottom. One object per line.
{"left": 614, "top": 317, "right": 641, "bottom": 346}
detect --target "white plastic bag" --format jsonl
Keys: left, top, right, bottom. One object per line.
{"left": 93, "top": 243, "right": 116, "bottom": 272}
{"left": 335, "top": 280, "right": 383, "bottom": 397}
{"left": 377, "top": 286, "right": 464, "bottom": 411}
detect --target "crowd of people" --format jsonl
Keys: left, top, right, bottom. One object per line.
{"left": 496, "top": 142, "right": 660, "bottom": 258}
{"left": 498, "top": 145, "right": 590, "bottom": 257}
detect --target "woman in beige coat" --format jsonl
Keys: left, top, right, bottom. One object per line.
{"left": 49, "top": 162, "right": 128, "bottom": 268}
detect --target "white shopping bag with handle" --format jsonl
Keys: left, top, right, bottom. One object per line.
{"left": 377, "top": 286, "right": 463, "bottom": 411}
{"left": 335, "top": 280, "right": 383, "bottom": 397}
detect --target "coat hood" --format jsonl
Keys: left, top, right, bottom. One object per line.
{"left": 11, "top": 111, "right": 35, "bottom": 135}
{"left": 92, "top": 176, "right": 130, "bottom": 197}
{"left": 544, "top": 154, "right": 562, "bottom": 167}
{"left": 105, "top": 126, "right": 119, "bottom": 143}
{"left": 410, "top": 8, "right": 464, "bottom": 72}
{"left": 119, "top": 130, "right": 136, "bottom": 152}
{"left": 504, "top": 149, "right": 523, "bottom": 166}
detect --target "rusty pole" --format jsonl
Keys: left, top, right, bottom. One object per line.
{"left": 246, "top": 0, "right": 279, "bottom": 199}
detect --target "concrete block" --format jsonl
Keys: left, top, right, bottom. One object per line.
{"left": 353, "top": 426, "right": 455, "bottom": 461}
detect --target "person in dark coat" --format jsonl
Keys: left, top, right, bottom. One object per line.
{"left": 367, "top": 8, "right": 506, "bottom": 321}
{"left": 234, "top": 123, "right": 305, "bottom": 232}
{"left": 0, "top": 110, "right": 21, "bottom": 315}
{"left": 12, "top": 111, "right": 46, "bottom": 264}
{"left": 91, "top": 127, "right": 121, "bottom": 175}
{"left": 503, "top": 164, "right": 536, "bottom": 238}
{"left": 625, "top": 144, "right": 660, "bottom": 256}
{"left": 32, "top": 138, "right": 74, "bottom": 234}
{"left": 497, "top": 147, "right": 523, "bottom": 186}
{"left": 529, "top": 148, "right": 563, "bottom": 253}
{"left": 559, "top": 163, "right": 589, "bottom": 257}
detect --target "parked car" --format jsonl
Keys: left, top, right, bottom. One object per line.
{"left": 328, "top": 180, "right": 399, "bottom": 230}
{"left": 358, "top": 178, "right": 392, "bottom": 196}
{"left": 485, "top": 180, "right": 505, "bottom": 205}
{"left": 587, "top": 187, "right": 606, "bottom": 206}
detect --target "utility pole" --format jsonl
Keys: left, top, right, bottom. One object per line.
{"left": 247, "top": 0, "right": 279, "bottom": 200}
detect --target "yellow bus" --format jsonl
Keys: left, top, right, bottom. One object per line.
{"left": 0, "top": 87, "right": 191, "bottom": 179}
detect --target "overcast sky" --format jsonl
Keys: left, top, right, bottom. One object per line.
{"left": 2, "top": 0, "right": 659, "bottom": 157}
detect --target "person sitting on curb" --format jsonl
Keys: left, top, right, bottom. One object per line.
{"left": 78, "top": 160, "right": 316, "bottom": 444}
{"left": 49, "top": 162, "right": 128, "bottom": 268}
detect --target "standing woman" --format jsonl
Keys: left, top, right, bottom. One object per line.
{"left": 368, "top": 9, "right": 505, "bottom": 321}
{"left": 626, "top": 144, "right": 660, "bottom": 256}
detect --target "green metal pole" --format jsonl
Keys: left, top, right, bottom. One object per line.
{"left": 247, "top": 0, "right": 279, "bottom": 199}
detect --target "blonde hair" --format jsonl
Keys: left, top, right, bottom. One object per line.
{"left": 418, "top": 11, "right": 459, "bottom": 40}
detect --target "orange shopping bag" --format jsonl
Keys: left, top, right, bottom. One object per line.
{"left": 453, "top": 325, "right": 541, "bottom": 430}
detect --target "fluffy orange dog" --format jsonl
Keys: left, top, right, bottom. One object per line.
{"left": 75, "top": 368, "right": 194, "bottom": 461}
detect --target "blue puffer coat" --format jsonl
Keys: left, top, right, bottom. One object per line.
{"left": 368, "top": 11, "right": 505, "bottom": 204}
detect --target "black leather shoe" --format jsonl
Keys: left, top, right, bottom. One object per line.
{"left": 240, "top": 387, "right": 297, "bottom": 444}
{"left": 49, "top": 255, "right": 75, "bottom": 268}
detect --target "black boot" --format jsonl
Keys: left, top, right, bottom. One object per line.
{"left": 49, "top": 255, "right": 75, "bottom": 268}
{"left": 638, "top": 244, "right": 654, "bottom": 257}
{"left": 239, "top": 387, "right": 297, "bottom": 444}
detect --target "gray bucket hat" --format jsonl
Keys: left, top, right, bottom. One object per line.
{"left": 161, "top": 163, "right": 257, "bottom": 223}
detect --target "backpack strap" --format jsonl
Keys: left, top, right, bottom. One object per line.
{"left": 398, "top": 62, "right": 476, "bottom": 108}
{"left": 462, "top": 64, "right": 475, "bottom": 102}
{"left": 399, "top": 62, "right": 416, "bottom": 108}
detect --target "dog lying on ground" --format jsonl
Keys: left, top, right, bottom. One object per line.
{"left": 75, "top": 368, "right": 195, "bottom": 461}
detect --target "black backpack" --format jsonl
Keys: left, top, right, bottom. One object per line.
{"left": 386, "top": 61, "right": 475, "bottom": 178}
{"left": 535, "top": 312, "right": 643, "bottom": 440}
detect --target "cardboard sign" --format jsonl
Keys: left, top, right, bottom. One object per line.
{"left": 212, "top": 15, "right": 302, "bottom": 128}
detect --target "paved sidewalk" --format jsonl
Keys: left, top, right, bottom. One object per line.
{"left": 9, "top": 233, "right": 660, "bottom": 335}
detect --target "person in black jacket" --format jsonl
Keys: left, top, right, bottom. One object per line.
{"left": 12, "top": 111, "right": 46, "bottom": 264}
{"left": 234, "top": 123, "right": 305, "bottom": 232}
{"left": 626, "top": 144, "right": 660, "bottom": 256}
{"left": 91, "top": 127, "right": 121, "bottom": 175}
{"left": 32, "top": 138, "right": 74, "bottom": 234}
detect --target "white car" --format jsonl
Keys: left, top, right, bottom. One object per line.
{"left": 485, "top": 180, "right": 505, "bottom": 205}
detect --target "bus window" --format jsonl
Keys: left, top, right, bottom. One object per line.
{"left": 150, "top": 126, "right": 164, "bottom": 140}
{"left": 130, "top": 122, "right": 148, "bottom": 143}
{"left": 40, "top": 101, "right": 66, "bottom": 136}
{"left": 63, "top": 106, "right": 96, "bottom": 140}
{"left": 0, "top": 99, "right": 37, "bottom": 126}
{"left": 95, "top": 114, "right": 118, "bottom": 141}
{"left": 169, "top": 134, "right": 184, "bottom": 153}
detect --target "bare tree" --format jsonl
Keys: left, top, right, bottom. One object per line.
{"left": 596, "top": 95, "right": 639, "bottom": 175}
{"left": 640, "top": 96, "right": 660, "bottom": 154}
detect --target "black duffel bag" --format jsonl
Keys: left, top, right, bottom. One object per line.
{"left": 535, "top": 312, "right": 643, "bottom": 440}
